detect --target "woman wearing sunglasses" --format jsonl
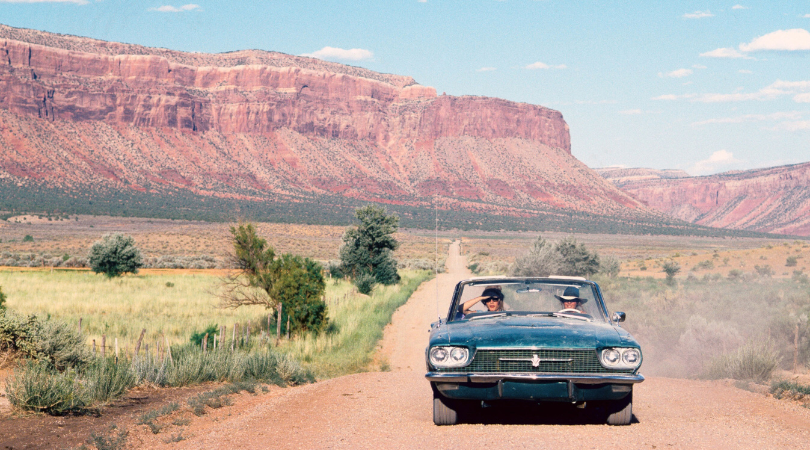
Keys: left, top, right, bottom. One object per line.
{"left": 460, "top": 286, "right": 505, "bottom": 316}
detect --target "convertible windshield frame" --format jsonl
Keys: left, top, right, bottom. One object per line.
{"left": 447, "top": 277, "right": 610, "bottom": 323}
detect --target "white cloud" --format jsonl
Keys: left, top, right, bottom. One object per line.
{"left": 418, "top": 0, "right": 427, "bottom": 2}
{"left": 683, "top": 10, "right": 714, "bottom": 19}
{"left": 301, "top": 46, "right": 373, "bottom": 61}
{"left": 659, "top": 68, "right": 693, "bottom": 78}
{"left": 700, "top": 47, "right": 752, "bottom": 59}
{"left": 658, "top": 79, "right": 810, "bottom": 104}
{"left": 732, "top": 5, "right": 748, "bottom": 9}
{"left": 692, "top": 111, "right": 803, "bottom": 126}
{"left": 690, "top": 150, "right": 743, "bottom": 175}
{"left": 692, "top": 64, "right": 707, "bottom": 69}
{"left": 769, "top": 120, "right": 810, "bottom": 131}
{"left": 525, "top": 61, "right": 566, "bottom": 70}
{"left": 738, "top": 69, "right": 753, "bottom": 74}
{"left": 804, "top": 14, "right": 810, "bottom": 18}
{"left": 476, "top": 67, "right": 496, "bottom": 72}
{"left": 149, "top": 4, "right": 200, "bottom": 12}
{"left": 739, "top": 28, "right": 810, "bottom": 52}
{"left": 619, "top": 109, "right": 643, "bottom": 115}
{"left": 0, "top": 0, "right": 88, "bottom": 3}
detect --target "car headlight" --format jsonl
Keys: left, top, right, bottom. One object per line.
{"left": 600, "top": 348, "right": 642, "bottom": 370}
{"left": 429, "top": 346, "right": 470, "bottom": 368}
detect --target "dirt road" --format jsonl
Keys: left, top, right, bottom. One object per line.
{"left": 169, "top": 241, "right": 810, "bottom": 450}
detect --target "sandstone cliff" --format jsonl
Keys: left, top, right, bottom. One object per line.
{"left": 610, "top": 163, "right": 810, "bottom": 236}
{"left": 0, "top": 24, "right": 658, "bottom": 226}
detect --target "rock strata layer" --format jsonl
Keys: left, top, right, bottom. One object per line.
{"left": 0, "top": 24, "right": 651, "bottom": 221}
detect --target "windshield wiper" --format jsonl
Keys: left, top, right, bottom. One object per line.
{"left": 468, "top": 313, "right": 508, "bottom": 321}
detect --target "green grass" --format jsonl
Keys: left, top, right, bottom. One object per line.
{"left": 277, "top": 270, "right": 433, "bottom": 378}
{"left": 0, "top": 270, "right": 280, "bottom": 346}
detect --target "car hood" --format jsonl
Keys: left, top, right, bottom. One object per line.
{"left": 430, "top": 315, "right": 628, "bottom": 349}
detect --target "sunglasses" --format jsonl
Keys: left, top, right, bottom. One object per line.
{"left": 484, "top": 297, "right": 501, "bottom": 303}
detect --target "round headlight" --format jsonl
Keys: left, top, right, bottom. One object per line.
{"left": 603, "top": 349, "right": 621, "bottom": 365}
{"left": 450, "top": 347, "right": 467, "bottom": 362}
{"left": 430, "top": 347, "right": 449, "bottom": 364}
{"left": 623, "top": 349, "right": 640, "bottom": 365}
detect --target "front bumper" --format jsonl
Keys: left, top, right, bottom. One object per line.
{"left": 426, "top": 372, "right": 644, "bottom": 402}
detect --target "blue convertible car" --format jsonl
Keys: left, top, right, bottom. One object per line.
{"left": 426, "top": 277, "right": 643, "bottom": 425}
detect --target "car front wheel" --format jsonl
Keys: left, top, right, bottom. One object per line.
{"left": 433, "top": 390, "right": 462, "bottom": 425}
{"left": 604, "top": 391, "right": 633, "bottom": 425}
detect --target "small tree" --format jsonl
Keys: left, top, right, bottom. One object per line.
{"left": 339, "top": 205, "right": 400, "bottom": 285}
{"left": 599, "top": 255, "right": 621, "bottom": 278}
{"left": 662, "top": 260, "right": 681, "bottom": 285}
{"left": 88, "top": 233, "right": 143, "bottom": 278}
{"left": 555, "top": 237, "right": 601, "bottom": 277}
{"left": 220, "top": 223, "right": 327, "bottom": 335}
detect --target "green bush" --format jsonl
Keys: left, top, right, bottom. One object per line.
{"left": 22, "top": 235, "right": 33, "bottom": 243}
{"left": 36, "top": 319, "right": 93, "bottom": 371}
{"left": 89, "top": 233, "right": 144, "bottom": 278}
{"left": 84, "top": 358, "right": 136, "bottom": 404}
{"left": 339, "top": 205, "right": 401, "bottom": 285}
{"left": 662, "top": 260, "right": 681, "bottom": 285}
{"left": 190, "top": 324, "right": 219, "bottom": 349}
{"left": 354, "top": 273, "right": 376, "bottom": 295}
{"left": 0, "top": 285, "right": 6, "bottom": 311}
{"left": 786, "top": 256, "right": 798, "bottom": 267}
{"left": 0, "top": 310, "right": 45, "bottom": 360}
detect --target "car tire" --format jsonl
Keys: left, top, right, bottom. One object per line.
{"left": 604, "top": 391, "right": 633, "bottom": 426}
{"left": 433, "top": 391, "right": 461, "bottom": 425}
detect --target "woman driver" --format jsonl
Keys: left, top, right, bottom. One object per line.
{"left": 461, "top": 287, "right": 504, "bottom": 315}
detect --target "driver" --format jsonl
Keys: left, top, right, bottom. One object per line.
{"left": 461, "top": 287, "right": 504, "bottom": 315}
{"left": 554, "top": 286, "right": 587, "bottom": 313}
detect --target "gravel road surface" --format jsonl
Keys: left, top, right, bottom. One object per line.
{"left": 164, "top": 241, "right": 810, "bottom": 450}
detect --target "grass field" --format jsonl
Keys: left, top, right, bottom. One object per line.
{"left": 0, "top": 268, "right": 430, "bottom": 370}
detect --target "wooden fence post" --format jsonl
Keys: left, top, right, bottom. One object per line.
{"left": 220, "top": 325, "right": 226, "bottom": 349}
{"left": 165, "top": 336, "right": 173, "bottom": 363}
{"left": 114, "top": 338, "right": 119, "bottom": 363}
{"left": 134, "top": 329, "right": 146, "bottom": 356}
{"left": 203, "top": 333, "right": 208, "bottom": 352}
{"left": 214, "top": 334, "right": 218, "bottom": 351}
{"left": 246, "top": 323, "right": 250, "bottom": 345}
{"left": 232, "top": 323, "right": 237, "bottom": 351}
{"left": 102, "top": 335, "right": 106, "bottom": 358}
{"left": 92, "top": 339, "right": 96, "bottom": 354}
{"left": 78, "top": 317, "right": 82, "bottom": 334}
{"left": 286, "top": 316, "right": 290, "bottom": 340}
{"left": 277, "top": 303, "right": 282, "bottom": 340}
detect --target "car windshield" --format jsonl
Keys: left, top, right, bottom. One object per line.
{"left": 450, "top": 279, "right": 606, "bottom": 322}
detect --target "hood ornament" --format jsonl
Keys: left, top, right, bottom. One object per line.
{"left": 531, "top": 354, "right": 541, "bottom": 368}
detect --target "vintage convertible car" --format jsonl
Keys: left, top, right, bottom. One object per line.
{"left": 425, "top": 276, "right": 643, "bottom": 425}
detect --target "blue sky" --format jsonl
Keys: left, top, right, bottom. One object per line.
{"left": 1, "top": 1, "right": 809, "bottom": 175}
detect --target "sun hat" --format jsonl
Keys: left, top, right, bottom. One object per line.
{"left": 554, "top": 286, "right": 588, "bottom": 303}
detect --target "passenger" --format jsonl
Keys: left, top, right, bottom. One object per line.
{"left": 461, "top": 287, "right": 504, "bottom": 315}
{"left": 555, "top": 286, "right": 587, "bottom": 313}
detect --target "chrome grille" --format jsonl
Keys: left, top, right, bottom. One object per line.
{"left": 435, "top": 349, "right": 633, "bottom": 374}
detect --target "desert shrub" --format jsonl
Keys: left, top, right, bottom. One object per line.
{"left": 692, "top": 260, "right": 714, "bottom": 271}
{"left": 703, "top": 340, "right": 781, "bottom": 383}
{"left": 0, "top": 285, "right": 5, "bottom": 311}
{"left": 89, "top": 233, "right": 144, "bottom": 278}
{"left": 754, "top": 265, "right": 774, "bottom": 278}
{"left": 0, "top": 310, "right": 45, "bottom": 360}
{"left": 511, "top": 236, "right": 561, "bottom": 277}
{"left": 87, "top": 426, "right": 128, "bottom": 450}
{"left": 662, "top": 260, "right": 681, "bottom": 285}
{"left": 599, "top": 255, "right": 621, "bottom": 278}
{"left": 771, "top": 380, "right": 810, "bottom": 399}
{"left": 326, "top": 260, "right": 344, "bottom": 279}
{"left": 354, "top": 273, "right": 376, "bottom": 295}
{"left": 398, "top": 258, "right": 446, "bottom": 273}
{"left": 22, "top": 235, "right": 33, "bottom": 243}
{"left": 786, "top": 256, "right": 798, "bottom": 267}
{"left": 727, "top": 269, "right": 744, "bottom": 280}
{"left": 677, "top": 316, "right": 744, "bottom": 376}
{"left": 130, "top": 345, "right": 312, "bottom": 388}
{"left": 793, "top": 270, "right": 809, "bottom": 284}
{"left": 36, "top": 319, "right": 93, "bottom": 371}
{"left": 555, "top": 236, "right": 600, "bottom": 277}
{"left": 5, "top": 359, "right": 90, "bottom": 414}
{"left": 84, "top": 358, "right": 136, "bottom": 404}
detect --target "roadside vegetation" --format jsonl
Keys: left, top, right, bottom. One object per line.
{"left": 0, "top": 206, "right": 435, "bottom": 418}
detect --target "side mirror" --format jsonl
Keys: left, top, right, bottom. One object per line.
{"left": 612, "top": 312, "right": 626, "bottom": 323}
